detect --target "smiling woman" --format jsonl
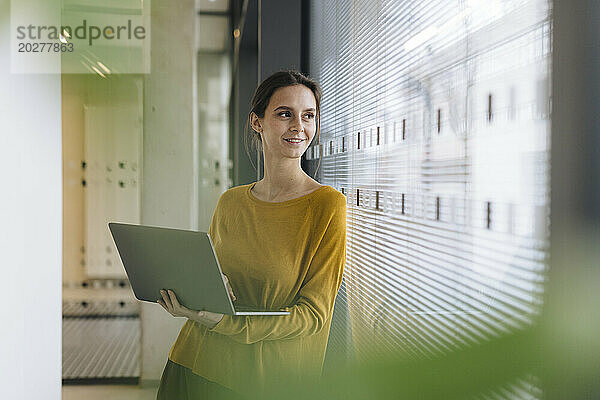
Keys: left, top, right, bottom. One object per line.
{"left": 155, "top": 71, "right": 347, "bottom": 399}
{"left": 249, "top": 85, "right": 317, "bottom": 171}
{"left": 244, "top": 70, "right": 322, "bottom": 180}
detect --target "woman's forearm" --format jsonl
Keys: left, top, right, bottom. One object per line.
{"left": 186, "top": 309, "right": 223, "bottom": 329}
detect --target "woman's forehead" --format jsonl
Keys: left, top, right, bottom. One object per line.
{"left": 269, "top": 85, "right": 316, "bottom": 110}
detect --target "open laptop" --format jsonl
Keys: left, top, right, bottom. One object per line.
{"left": 108, "top": 222, "right": 290, "bottom": 316}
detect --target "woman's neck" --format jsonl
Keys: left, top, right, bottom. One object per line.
{"left": 255, "top": 156, "right": 313, "bottom": 196}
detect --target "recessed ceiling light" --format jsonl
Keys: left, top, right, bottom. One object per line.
{"left": 91, "top": 66, "right": 107, "bottom": 78}
{"left": 97, "top": 61, "right": 111, "bottom": 74}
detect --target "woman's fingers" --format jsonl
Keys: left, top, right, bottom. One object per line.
{"left": 168, "top": 290, "right": 188, "bottom": 313}
{"left": 167, "top": 289, "right": 180, "bottom": 308}
{"left": 223, "top": 274, "right": 236, "bottom": 301}
{"left": 157, "top": 297, "right": 173, "bottom": 316}
{"left": 160, "top": 289, "right": 173, "bottom": 311}
{"left": 225, "top": 280, "right": 234, "bottom": 298}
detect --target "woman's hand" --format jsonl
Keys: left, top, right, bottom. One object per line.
{"left": 222, "top": 274, "right": 236, "bottom": 302}
{"left": 157, "top": 274, "right": 235, "bottom": 329}
{"left": 157, "top": 289, "right": 224, "bottom": 329}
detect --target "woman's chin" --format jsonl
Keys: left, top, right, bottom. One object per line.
{"left": 273, "top": 148, "right": 306, "bottom": 159}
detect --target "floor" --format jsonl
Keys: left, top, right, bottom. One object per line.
{"left": 63, "top": 317, "right": 140, "bottom": 379}
{"left": 63, "top": 286, "right": 141, "bottom": 381}
{"left": 61, "top": 286, "right": 157, "bottom": 399}
{"left": 62, "top": 384, "right": 158, "bottom": 400}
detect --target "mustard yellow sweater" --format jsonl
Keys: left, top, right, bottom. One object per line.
{"left": 168, "top": 182, "right": 347, "bottom": 396}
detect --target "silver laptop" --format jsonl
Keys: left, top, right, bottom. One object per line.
{"left": 108, "top": 222, "right": 289, "bottom": 316}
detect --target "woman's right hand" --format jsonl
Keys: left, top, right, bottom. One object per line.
{"left": 222, "top": 274, "right": 236, "bottom": 301}
{"left": 158, "top": 289, "right": 224, "bottom": 328}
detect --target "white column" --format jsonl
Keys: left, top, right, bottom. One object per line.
{"left": 0, "top": 0, "right": 62, "bottom": 398}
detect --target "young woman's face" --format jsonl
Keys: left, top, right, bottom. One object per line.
{"left": 252, "top": 84, "right": 317, "bottom": 161}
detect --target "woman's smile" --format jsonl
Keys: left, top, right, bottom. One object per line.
{"left": 283, "top": 138, "right": 306, "bottom": 145}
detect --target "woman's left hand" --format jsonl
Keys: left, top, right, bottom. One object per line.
{"left": 158, "top": 289, "right": 224, "bottom": 329}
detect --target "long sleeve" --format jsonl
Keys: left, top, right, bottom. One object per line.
{"left": 168, "top": 183, "right": 347, "bottom": 395}
{"left": 208, "top": 195, "right": 347, "bottom": 344}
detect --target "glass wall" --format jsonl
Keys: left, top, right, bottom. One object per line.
{"left": 309, "top": 0, "right": 550, "bottom": 397}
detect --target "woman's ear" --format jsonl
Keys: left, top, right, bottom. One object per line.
{"left": 249, "top": 112, "right": 263, "bottom": 133}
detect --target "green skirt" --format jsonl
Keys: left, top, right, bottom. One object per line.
{"left": 156, "top": 360, "right": 244, "bottom": 400}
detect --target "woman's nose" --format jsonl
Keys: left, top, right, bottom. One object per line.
{"left": 290, "top": 115, "right": 303, "bottom": 132}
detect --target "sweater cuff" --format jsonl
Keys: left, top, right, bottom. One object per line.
{"left": 208, "top": 314, "right": 236, "bottom": 335}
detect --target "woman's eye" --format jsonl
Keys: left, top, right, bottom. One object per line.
{"left": 303, "top": 113, "right": 315, "bottom": 119}
{"left": 278, "top": 111, "right": 291, "bottom": 117}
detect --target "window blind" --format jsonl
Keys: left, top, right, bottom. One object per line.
{"left": 309, "top": 0, "right": 550, "bottom": 395}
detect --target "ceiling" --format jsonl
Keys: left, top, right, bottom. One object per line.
{"left": 196, "top": 0, "right": 230, "bottom": 52}
{"left": 196, "top": 0, "right": 230, "bottom": 13}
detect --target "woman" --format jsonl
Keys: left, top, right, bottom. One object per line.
{"left": 156, "top": 70, "right": 347, "bottom": 399}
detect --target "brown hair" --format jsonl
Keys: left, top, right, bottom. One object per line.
{"left": 244, "top": 70, "right": 322, "bottom": 177}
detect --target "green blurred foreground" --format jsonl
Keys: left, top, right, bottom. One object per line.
{"left": 252, "top": 230, "right": 600, "bottom": 400}
{"left": 264, "top": 328, "right": 540, "bottom": 400}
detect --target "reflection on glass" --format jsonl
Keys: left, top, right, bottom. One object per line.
{"left": 309, "top": 0, "right": 551, "bottom": 388}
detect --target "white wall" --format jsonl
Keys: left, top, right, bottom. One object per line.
{"left": 0, "top": 0, "right": 62, "bottom": 398}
